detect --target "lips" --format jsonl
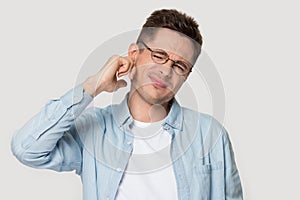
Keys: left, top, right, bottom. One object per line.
{"left": 149, "top": 76, "right": 168, "bottom": 89}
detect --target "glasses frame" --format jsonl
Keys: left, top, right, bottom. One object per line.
{"left": 138, "top": 41, "right": 193, "bottom": 76}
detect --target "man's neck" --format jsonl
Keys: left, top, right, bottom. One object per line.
{"left": 128, "top": 92, "right": 171, "bottom": 123}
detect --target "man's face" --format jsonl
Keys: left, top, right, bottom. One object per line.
{"left": 129, "top": 28, "right": 195, "bottom": 105}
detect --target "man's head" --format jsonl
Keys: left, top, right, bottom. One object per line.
{"left": 137, "top": 9, "right": 202, "bottom": 63}
{"left": 128, "top": 9, "right": 203, "bottom": 107}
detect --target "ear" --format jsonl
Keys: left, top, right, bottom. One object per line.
{"left": 128, "top": 43, "right": 139, "bottom": 80}
{"left": 128, "top": 43, "right": 139, "bottom": 63}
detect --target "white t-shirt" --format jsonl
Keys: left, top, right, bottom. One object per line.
{"left": 115, "top": 119, "right": 178, "bottom": 200}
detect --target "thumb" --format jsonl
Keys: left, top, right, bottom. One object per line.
{"left": 114, "top": 79, "right": 127, "bottom": 91}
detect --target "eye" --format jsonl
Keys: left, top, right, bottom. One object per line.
{"left": 173, "top": 64, "right": 185, "bottom": 73}
{"left": 152, "top": 51, "right": 168, "bottom": 61}
{"left": 174, "top": 62, "right": 188, "bottom": 72}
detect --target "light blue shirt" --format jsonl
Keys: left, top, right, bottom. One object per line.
{"left": 11, "top": 85, "right": 243, "bottom": 200}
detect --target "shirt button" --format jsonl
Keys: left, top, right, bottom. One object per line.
{"left": 127, "top": 141, "right": 132, "bottom": 145}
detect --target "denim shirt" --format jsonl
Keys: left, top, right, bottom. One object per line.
{"left": 11, "top": 85, "right": 243, "bottom": 200}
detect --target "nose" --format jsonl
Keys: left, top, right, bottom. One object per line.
{"left": 159, "top": 58, "right": 175, "bottom": 76}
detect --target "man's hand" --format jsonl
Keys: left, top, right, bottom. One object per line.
{"left": 82, "top": 55, "right": 133, "bottom": 97}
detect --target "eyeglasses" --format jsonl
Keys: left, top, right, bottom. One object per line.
{"left": 138, "top": 41, "right": 192, "bottom": 76}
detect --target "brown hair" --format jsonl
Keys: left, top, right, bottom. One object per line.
{"left": 137, "top": 9, "right": 203, "bottom": 60}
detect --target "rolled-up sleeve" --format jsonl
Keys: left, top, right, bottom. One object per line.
{"left": 11, "top": 85, "right": 93, "bottom": 174}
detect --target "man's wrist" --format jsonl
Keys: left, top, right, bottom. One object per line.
{"left": 82, "top": 81, "right": 95, "bottom": 97}
{"left": 82, "top": 77, "right": 104, "bottom": 97}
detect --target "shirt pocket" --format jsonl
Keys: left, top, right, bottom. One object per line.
{"left": 192, "top": 161, "right": 225, "bottom": 200}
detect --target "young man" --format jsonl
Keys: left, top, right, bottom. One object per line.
{"left": 11, "top": 9, "right": 243, "bottom": 200}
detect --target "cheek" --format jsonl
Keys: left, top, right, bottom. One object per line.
{"left": 129, "top": 66, "right": 151, "bottom": 89}
{"left": 129, "top": 66, "right": 147, "bottom": 82}
{"left": 130, "top": 62, "right": 153, "bottom": 80}
{"left": 173, "top": 78, "right": 186, "bottom": 90}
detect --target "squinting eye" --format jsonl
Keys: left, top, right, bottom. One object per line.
{"left": 173, "top": 64, "right": 186, "bottom": 72}
{"left": 152, "top": 52, "right": 168, "bottom": 60}
{"left": 153, "top": 54, "right": 164, "bottom": 60}
{"left": 175, "top": 62, "right": 188, "bottom": 71}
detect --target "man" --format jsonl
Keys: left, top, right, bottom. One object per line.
{"left": 11, "top": 9, "right": 243, "bottom": 200}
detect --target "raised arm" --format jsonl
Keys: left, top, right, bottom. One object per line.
{"left": 11, "top": 55, "right": 133, "bottom": 174}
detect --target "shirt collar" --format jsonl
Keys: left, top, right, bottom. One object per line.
{"left": 164, "top": 98, "right": 183, "bottom": 131}
{"left": 112, "top": 94, "right": 183, "bottom": 131}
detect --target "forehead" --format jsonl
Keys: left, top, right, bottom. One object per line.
{"left": 145, "top": 28, "right": 196, "bottom": 63}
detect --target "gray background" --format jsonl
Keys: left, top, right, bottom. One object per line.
{"left": 1, "top": 0, "right": 299, "bottom": 199}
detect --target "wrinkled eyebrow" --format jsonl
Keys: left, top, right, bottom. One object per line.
{"left": 152, "top": 47, "right": 193, "bottom": 67}
{"left": 138, "top": 41, "right": 194, "bottom": 66}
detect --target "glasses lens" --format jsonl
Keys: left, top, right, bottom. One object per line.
{"left": 141, "top": 41, "right": 192, "bottom": 76}
{"left": 151, "top": 51, "right": 168, "bottom": 64}
{"left": 173, "top": 62, "right": 190, "bottom": 75}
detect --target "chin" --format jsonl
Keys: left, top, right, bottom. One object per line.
{"left": 141, "top": 86, "right": 174, "bottom": 105}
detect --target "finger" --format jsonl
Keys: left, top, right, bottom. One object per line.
{"left": 104, "top": 55, "right": 121, "bottom": 71}
{"left": 119, "top": 57, "right": 132, "bottom": 68}
{"left": 118, "top": 57, "right": 133, "bottom": 77}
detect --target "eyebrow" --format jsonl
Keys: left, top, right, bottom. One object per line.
{"left": 153, "top": 48, "right": 192, "bottom": 65}
{"left": 139, "top": 41, "right": 193, "bottom": 67}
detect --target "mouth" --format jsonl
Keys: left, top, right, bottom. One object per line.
{"left": 149, "top": 76, "right": 168, "bottom": 89}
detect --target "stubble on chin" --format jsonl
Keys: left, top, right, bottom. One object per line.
{"left": 138, "top": 84, "right": 175, "bottom": 106}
